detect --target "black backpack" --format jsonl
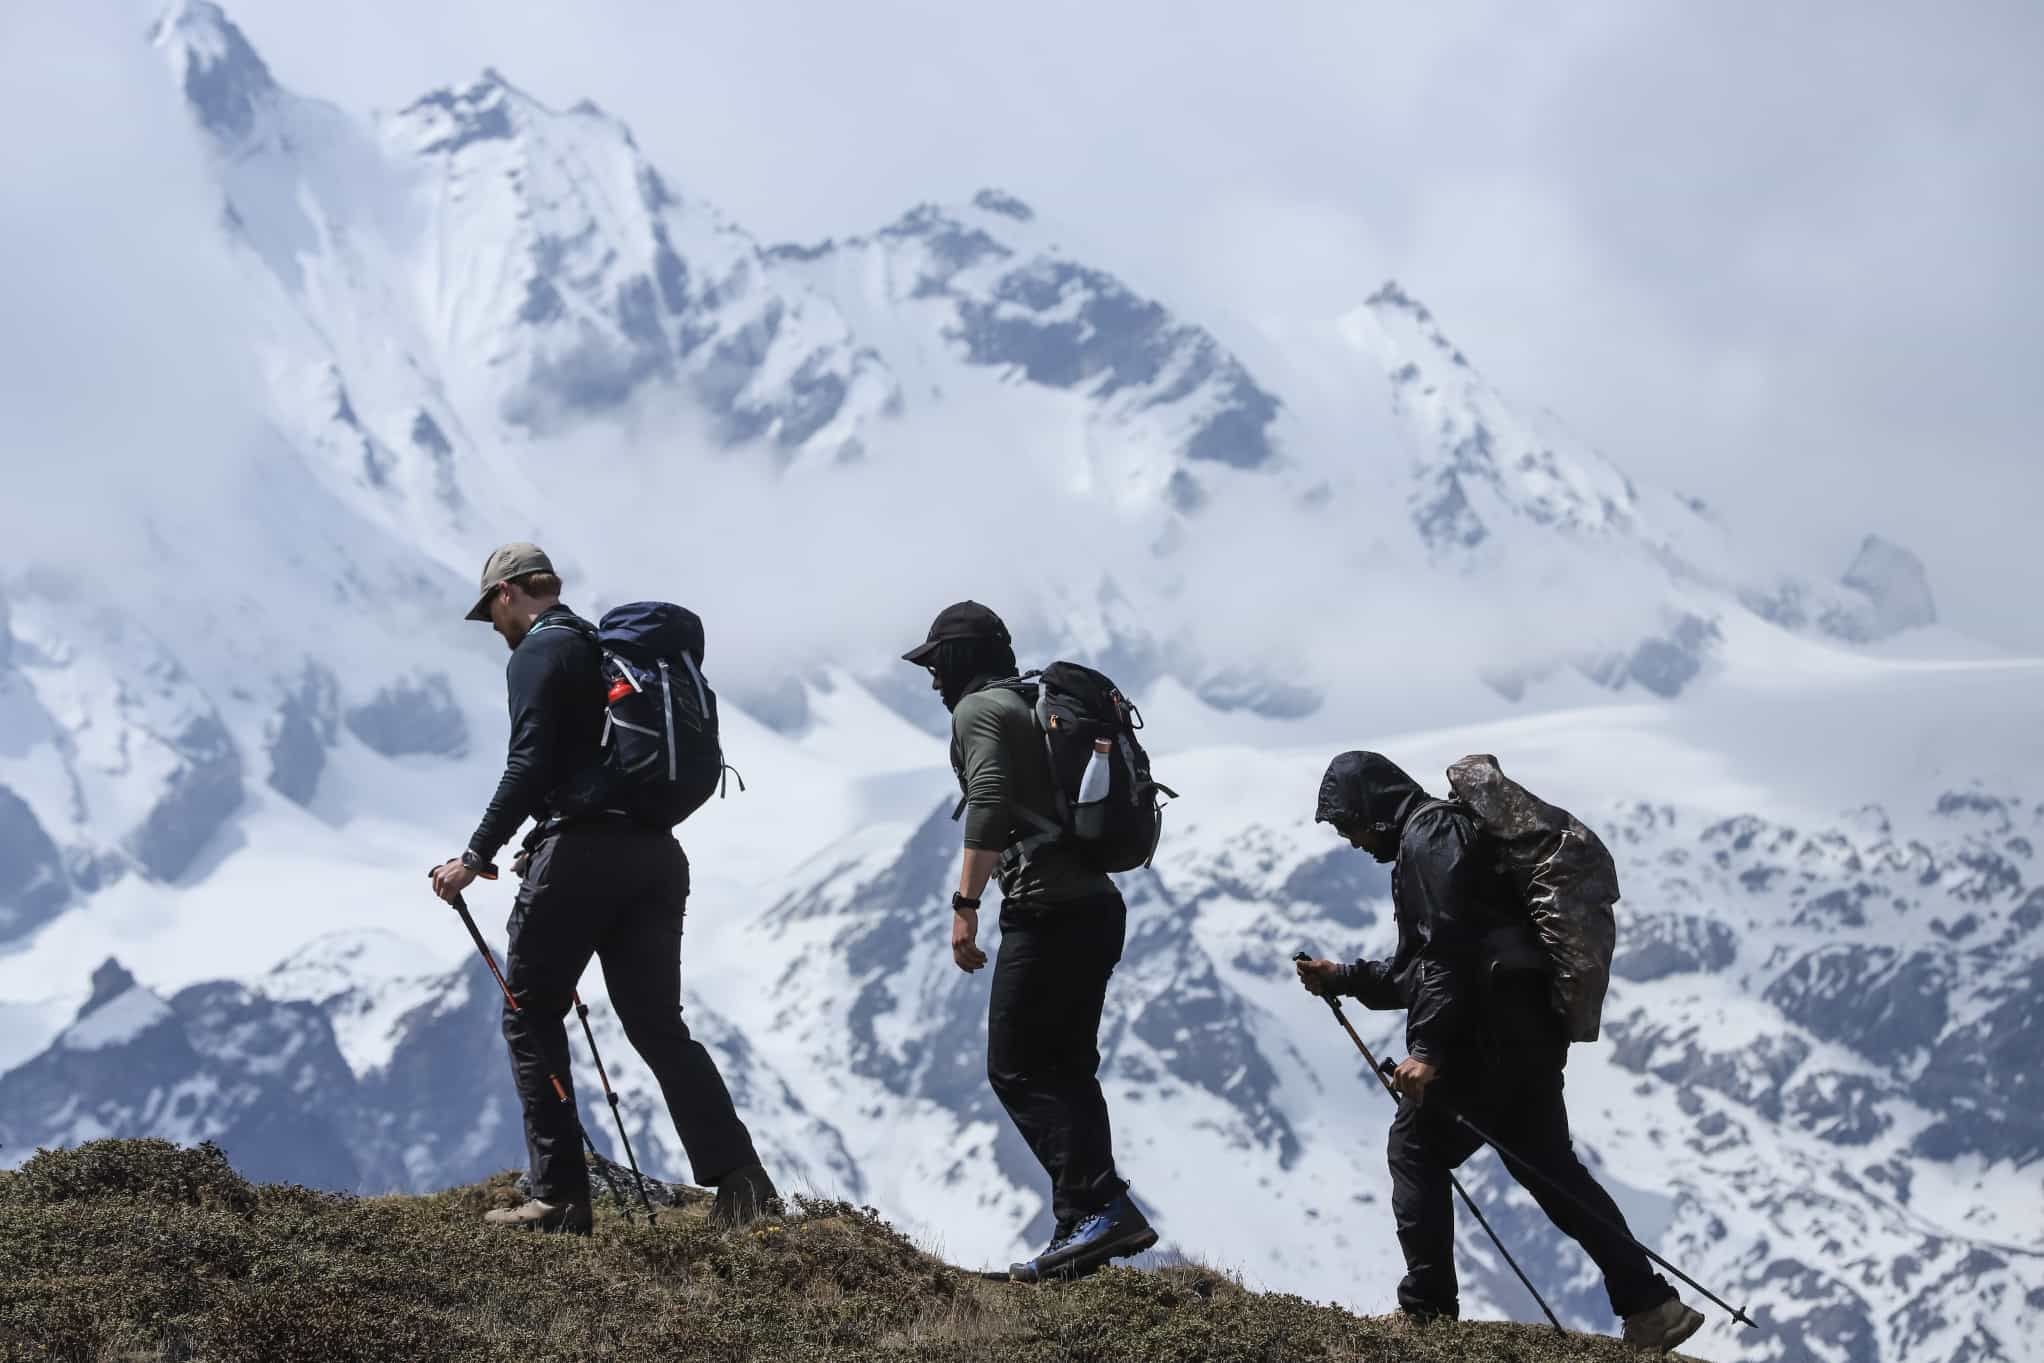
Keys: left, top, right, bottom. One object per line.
{"left": 541, "top": 602, "right": 736, "bottom": 829}
{"left": 1443, "top": 754, "right": 1619, "bottom": 1043}
{"left": 998, "top": 662, "right": 1177, "bottom": 873}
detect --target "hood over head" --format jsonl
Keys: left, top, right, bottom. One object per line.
{"left": 1315, "top": 751, "right": 1428, "bottom": 832}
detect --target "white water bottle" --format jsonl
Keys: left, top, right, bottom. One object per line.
{"left": 1074, "top": 738, "right": 1113, "bottom": 839}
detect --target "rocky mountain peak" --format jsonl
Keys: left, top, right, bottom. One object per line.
{"left": 970, "top": 187, "right": 1035, "bottom": 222}
{"left": 151, "top": 0, "right": 276, "bottom": 145}
{"left": 1352, "top": 280, "right": 1644, "bottom": 558}
{"left": 1840, "top": 534, "right": 1938, "bottom": 639}
{"left": 78, "top": 958, "right": 138, "bottom": 1022}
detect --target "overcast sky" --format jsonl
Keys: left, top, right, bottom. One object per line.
{"left": 208, "top": 0, "right": 2044, "bottom": 651}
{"left": 6, "top": 2, "right": 2038, "bottom": 649}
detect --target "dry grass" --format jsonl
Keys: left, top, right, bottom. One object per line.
{"left": 0, "top": 1139, "right": 1703, "bottom": 1363}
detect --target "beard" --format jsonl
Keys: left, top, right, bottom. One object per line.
{"left": 938, "top": 665, "right": 976, "bottom": 712}
{"left": 1357, "top": 829, "right": 1400, "bottom": 863}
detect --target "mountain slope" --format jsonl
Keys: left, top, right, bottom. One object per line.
{"left": 3, "top": 1138, "right": 1703, "bottom": 1363}
{"left": 0, "top": 7, "right": 2030, "bottom": 1363}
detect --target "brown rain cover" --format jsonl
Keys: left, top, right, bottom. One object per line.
{"left": 1446, "top": 754, "right": 1619, "bottom": 1043}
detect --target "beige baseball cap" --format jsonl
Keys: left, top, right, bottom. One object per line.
{"left": 464, "top": 542, "right": 555, "bottom": 621}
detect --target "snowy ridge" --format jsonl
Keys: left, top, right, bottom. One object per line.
{"left": 0, "top": 7, "right": 2029, "bottom": 1361}
{"left": 769, "top": 189, "right": 1284, "bottom": 514}
{"left": 7, "top": 666, "right": 2039, "bottom": 1362}
{"left": 1342, "top": 284, "right": 1938, "bottom": 669}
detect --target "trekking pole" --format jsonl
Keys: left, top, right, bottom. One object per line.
{"left": 432, "top": 869, "right": 634, "bottom": 1223}
{"left": 1381, "top": 1065, "right": 1757, "bottom": 1330}
{"left": 572, "top": 990, "right": 658, "bottom": 1222}
{"left": 1292, "top": 953, "right": 1564, "bottom": 1335}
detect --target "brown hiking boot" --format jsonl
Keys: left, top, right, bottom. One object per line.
{"left": 482, "top": 1198, "right": 591, "bottom": 1235}
{"left": 1623, "top": 1297, "right": 1705, "bottom": 1353}
{"left": 711, "top": 1162, "right": 779, "bottom": 1229}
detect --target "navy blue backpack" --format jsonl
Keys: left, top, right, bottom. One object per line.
{"left": 543, "top": 602, "right": 736, "bottom": 829}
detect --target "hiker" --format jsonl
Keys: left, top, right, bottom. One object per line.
{"left": 429, "top": 543, "right": 777, "bottom": 1233}
{"left": 901, "top": 601, "right": 1158, "bottom": 1282}
{"left": 1293, "top": 751, "right": 1704, "bottom": 1353}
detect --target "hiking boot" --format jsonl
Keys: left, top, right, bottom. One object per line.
{"left": 1623, "top": 1297, "right": 1705, "bottom": 1353}
{"left": 482, "top": 1197, "right": 591, "bottom": 1235}
{"left": 1006, "top": 1218, "right": 1083, "bottom": 1285}
{"left": 1009, "top": 1194, "right": 1157, "bottom": 1282}
{"left": 711, "top": 1162, "right": 780, "bottom": 1229}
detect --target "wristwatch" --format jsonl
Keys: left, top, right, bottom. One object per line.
{"left": 951, "top": 892, "right": 981, "bottom": 912}
{"left": 461, "top": 849, "right": 499, "bottom": 879}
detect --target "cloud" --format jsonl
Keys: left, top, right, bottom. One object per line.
{"left": 0, "top": 3, "right": 271, "bottom": 587}
{"left": 212, "top": 0, "right": 2044, "bottom": 649}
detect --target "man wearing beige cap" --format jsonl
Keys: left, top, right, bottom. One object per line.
{"left": 430, "top": 543, "right": 777, "bottom": 1234}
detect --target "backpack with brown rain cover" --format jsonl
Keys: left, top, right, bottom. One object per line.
{"left": 1446, "top": 754, "right": 1618, "bottom": 1043}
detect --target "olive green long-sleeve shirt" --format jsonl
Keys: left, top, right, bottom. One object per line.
{"left": 950, "top": 679, "right": 1115, "bottom": 906}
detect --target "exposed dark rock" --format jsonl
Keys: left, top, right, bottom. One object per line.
{"left": 948, "top": 258, "right": 1278, "bottom": 468}
{"left": 1785, "top": 1071, "right": 1893, "bottom": 1145}
{"left": 0, "top": 783, "right": 69, "bottom": 940}
{"left": 1610, "top": 912, "right": 1736, "bottom": 981}
{"left": 1190, "top": 669, "right": 1322, "bottom": 720}
{"left": 1751, "top": 1260, "right": 1879, "bottom": 1363}
{"left": 409, "top": 411, "right": 453, "bottom": 461}
{"left": 1411, "top": 468, "right": 1487, "bottom": 551}
{"left": 972, "top": 188, "right": 1035, "bottom": 222}
{"left": 1625, "top": 614, "right": 1720, "bottom": 698}
{"left": 881, "top": 205, "right": 1013, "bottom": 295}
{"left": 1797, "top": 884, "right": 1879, "bottom": 929}
{"left": 1608, "top": 1016, "right": 1809, "bottom": 1118}
{"left": 651, "top": 225, "right": 691, "bottom": 312}
{"left": 518, "top": 274, "right": 564, "bottom": 325}
{"left": 1911, "top": 959, "right": 2044, "bottom": 1163}
{"left": 78, "top": 959, "right": 137, "bottom": 1021}
{"left": 1831, "top": 535, "right": 1937, "bottom": 641}
{"left": 778, "top": 354, "right": 850, "bottom": 448}
{"left": 1763, "top": 945, "right": 1951, "bottom": 1064}
{"left": 159, "top": 2, "right": 276, "bottom": 143}
{"left": 344, "top": 673, "right": 468, "bottom": 759}
{"left": 1127, "top": 896, "right": 1300, "bottom": 1168}
{"left": 408, "top": 80, "right": 517, "bottom": 157}
{"left": 265, "top": 663, "right": 339, "bottom": 806}
{"left": 126, "top": 713, "right": 244, "bottom": 882}
{"left": 1278, "top": 850, "right": 1388, "bottom": 931}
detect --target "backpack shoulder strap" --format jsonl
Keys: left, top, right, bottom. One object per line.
{"left": 1408, "top": 797, "right": 1462, "bottom": 826}
{"left": 527, "top": 613, "right": 599, "bottom": 645}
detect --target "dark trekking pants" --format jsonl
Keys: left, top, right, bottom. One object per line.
{"left": 501, "top": 827, "right": 759, "bottom": 1204}
{"left": 987, "top": 891, "right": 1130, "bottom": 1227}
{"left": 1386, "top": 1040, "right": 1674, "bottom": 1320}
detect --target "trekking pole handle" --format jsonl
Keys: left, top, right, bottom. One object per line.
{"left": 1292, "top": 951, "right": 1350, "bottom": 1018}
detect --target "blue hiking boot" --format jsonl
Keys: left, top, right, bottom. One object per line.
{"left": 1009, "top": 1195, "right": 1157, "bottom": 1282}
{"left": 1006, "top": 1218, "right": 1078, "bottom": 1284}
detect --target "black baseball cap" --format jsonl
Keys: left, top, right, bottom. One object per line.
{"left": 901, "top": 601, "right": 1011, "bottom": 667}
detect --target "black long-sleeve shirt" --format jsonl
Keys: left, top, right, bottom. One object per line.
{"left": 467, "top": 605, "right": 606, "bottom": 864}
{"left": 1333, "top": 801, "right": 1523, "bottom": 1065}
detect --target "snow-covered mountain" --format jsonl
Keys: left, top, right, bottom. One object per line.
{"left": 1, "top": 6, "right": 2032, "bottom": 1362}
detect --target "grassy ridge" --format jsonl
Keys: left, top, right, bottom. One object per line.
{"left": 0, "top": 1140, "right": 1693, "bottom": 1362}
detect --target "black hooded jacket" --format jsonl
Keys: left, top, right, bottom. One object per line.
{"left": 1315, "top": 751, "right": 1534, "bottom": 1066}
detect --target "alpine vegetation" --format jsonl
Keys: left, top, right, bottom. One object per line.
{"left": 0, "top": 6, "right": 2035, "bottom": 1363}
{"left": 0, "top": 1138, "right": 1706, "bottom": 1363}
